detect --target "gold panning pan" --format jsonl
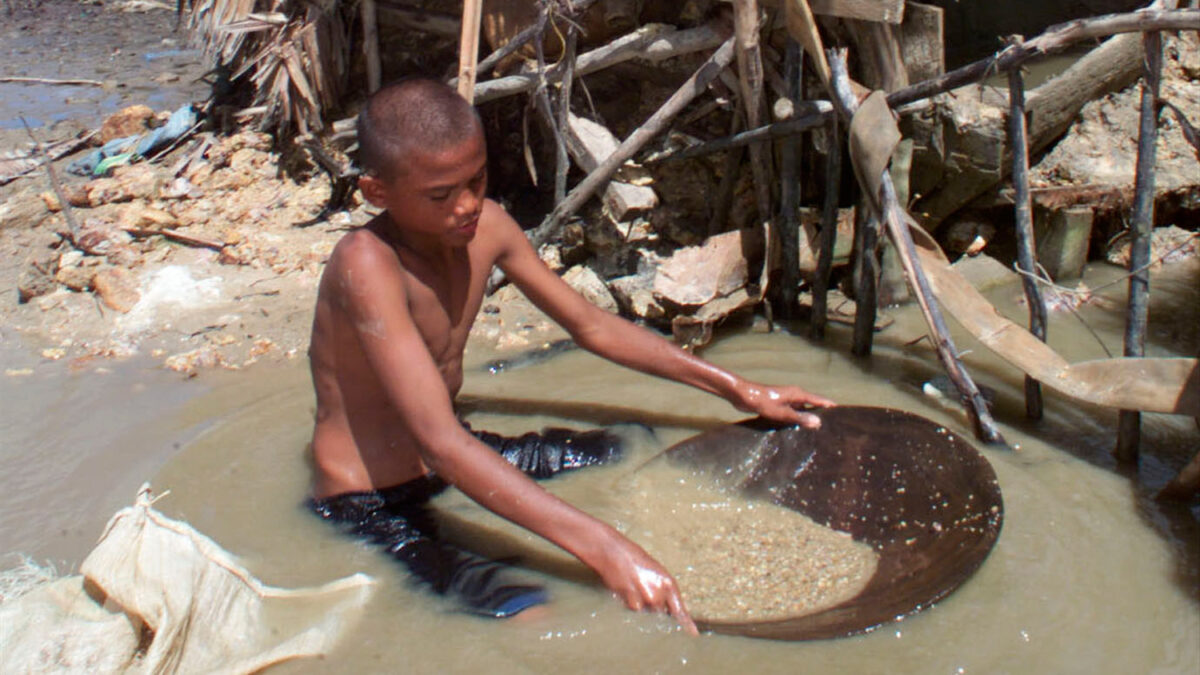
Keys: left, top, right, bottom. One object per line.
{"left": 658, "top": 406, "right": 1003, "bottom": 640}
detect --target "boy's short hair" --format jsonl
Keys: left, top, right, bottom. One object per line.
{"left": 356, "top": 77, "right": 482, "bottom": 179}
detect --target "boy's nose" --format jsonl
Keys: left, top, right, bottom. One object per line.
{"left": 455, "top": 188, "right": 481, "bottom": 216}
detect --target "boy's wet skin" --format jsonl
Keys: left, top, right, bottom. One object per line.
{"left": 307, "top": 79, "right": 834, "bottom": 633}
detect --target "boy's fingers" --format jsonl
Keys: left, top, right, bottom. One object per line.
{"left": 796, "top": 411, "right": 822, "bottom": 429}
{"left": 667, "top": 591, "right": 699, "bottom": 636}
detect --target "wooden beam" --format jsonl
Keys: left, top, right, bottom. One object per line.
{"left": 809, "top": 0, "right": 904, "bottom": 24}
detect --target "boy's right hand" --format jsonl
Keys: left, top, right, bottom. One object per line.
{"left": 589, "top": 529, "right": 699, "bottom": 636}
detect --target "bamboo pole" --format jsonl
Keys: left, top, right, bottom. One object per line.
{"left": 1008, "top": 65, "right": 1047, "bottom": 421}
{"left": 457, "top": 0, "right": 484, "bottom": 102}
{"left": 827, "top": 50, "right": 1004, "bottom": 444}
{"left": 810, "top": 114, "right": 841, "bottom": 340}
{"left": 362, "top": 0, "right": 382, "bottom": 93}
{"left": 850, "top": 195, "right": 879, "bottom": 356}
{"left": 530, "top": 37, "right": 737, "bottom": 249}
{"left": 1116, "top": 29, "right": 1163, "bottom": 464}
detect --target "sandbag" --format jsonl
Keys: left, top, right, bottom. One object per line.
{"left": 0, "top": 486, "right": 374, "bottom": 674}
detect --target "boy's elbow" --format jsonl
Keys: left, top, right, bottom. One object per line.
{"left": 413, "top": 427, "right": 471, "bottom": 477}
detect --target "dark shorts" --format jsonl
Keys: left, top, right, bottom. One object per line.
{"left": 307, "top": 425, "right": 625, "bottom": 618}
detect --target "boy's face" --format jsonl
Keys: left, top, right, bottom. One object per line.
{"left": 360, "top": 128, "right": 488, "bottom": 248}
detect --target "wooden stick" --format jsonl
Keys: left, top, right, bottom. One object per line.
{"left": 362, "top": 0, "right": 382, "bottom": 93}
{"left": 531, "top": 8, "right": 567, "bottom": 203}
{"left": 555, "top": 26, "right": 579, "bottom": 206}
{"left": 530, "top": 37, "right": 737, "bottom": 249}
{"left": 122, "top": 227, "right": 225, "bottom": 251}
{"left": 20, "top": 118, "right": 80, "bottom": 242}
{"left": 653, "top": 101, "right": 833, "bottom": 163}
{"left": 827, "top": 51, "right": 1004, "bottom": 444}
{"left": 1116, "top": 29, "right": 1163, "bottom": 464}
{"left": 457, "top": 0, "right": 484, "bottom": 102}
{"left": 0, "top": 76, "right": 105, "bottom": 87}
{"left": 473, "top": 22, "right": 728, "bottom": 104}
{"left": 1008, "top": 64, "right": 1047, "bottom": 421}
{"left": 810, "top": 114, "right": 841, "bottom": 340}
{"left": 850, "top": 194, "right": 880, "bottom": 356}
{"left": 776, "top": 39, "right": 802, "bottom": 319}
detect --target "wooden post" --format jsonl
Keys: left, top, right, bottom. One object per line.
{"left": 708, "top": 111, "right": 745, "bottom": 236}
{"left": 1008, "top": 65, "right": 1047, "bottom": 421}
{"left": 811, "top": 114, "right": 841, "bottom": 340}
{"left": 457, "top": 0, "right": 484, "bottom": 102}
{"left": 733, "top": 0, "right": 773, "bottom": 221}
{"left": 1116, "top": 29, "right": 1163, "bottom": 464}
{"left": 362, "top": 0, "right": 381, "bottom": 93}
{"left": 777, "top": 39, "right": 803, "bottom": 319}
{"left": 851, "top": 195, "right": 880, "bottom": 356}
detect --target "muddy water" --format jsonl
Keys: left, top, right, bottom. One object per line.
{"left": 2, "top": 259, "right": 1198, "bottom": 672}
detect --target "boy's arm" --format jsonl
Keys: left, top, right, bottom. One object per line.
{"left": 492, "top": 206, "right": 834, "bottom": 427}
{"left": 333, "top": 232, "right": 697, "bottom": 634}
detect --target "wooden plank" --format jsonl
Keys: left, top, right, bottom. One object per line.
{"left": 810, "top": 0, "right": 904, "bottom": 24}
{"left": 901, "top": 2, "right": 944, "bottom": 84}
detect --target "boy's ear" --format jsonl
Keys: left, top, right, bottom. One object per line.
{"left": 358, "top": 174, "right": 390, "bottom": 209}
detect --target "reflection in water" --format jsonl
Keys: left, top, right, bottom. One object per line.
{"left": 3, "top": 259, "right": 1197, "bottom": 672}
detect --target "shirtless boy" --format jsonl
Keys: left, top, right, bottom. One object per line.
{"left": 307, "top": 78, "right": 834, "bottom": 633}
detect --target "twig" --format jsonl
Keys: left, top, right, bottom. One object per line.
{"left": 1011, "top": 232, "right": 1198, "bottom": 297}
{"left": 0, "top": 76, "right": 104, "bottom": 86}
{"left": 20, "top": 118, "right": 80, "bottom": 242}
{"left": 554, "top": 24, "right": 578, "bottom": 206}
{"left": 1117, "top": 29, "right": 1164, "bottom": 463}
{"left": 122, "top": 227, "right": 225, "bottom": 251}
{"left": 827, "top": 50, "right": 1005, "bottom": 445}
{"left": 531, "top": 37, "right": 737, "bottom": 249}
{"left": 1008, "top": 63, "right": 1046, "bottom": 421}
{"left": 531, "top": 3, "right": 567, "bottom": 205}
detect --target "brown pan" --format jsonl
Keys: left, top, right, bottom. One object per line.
{"left": 657, "top": 406, "right": 1004, "bottom": 640}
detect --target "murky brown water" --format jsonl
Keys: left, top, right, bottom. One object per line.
{"left": 2, "top": 258, "right": 1197, "bottom": 672}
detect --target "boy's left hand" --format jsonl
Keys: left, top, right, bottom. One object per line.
{"left": 733, "top": 383, "right": 836, "bottom": 429}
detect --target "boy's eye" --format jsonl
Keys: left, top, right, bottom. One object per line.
{"left": 429, "top": 191, "right": 451, "bottom": 202}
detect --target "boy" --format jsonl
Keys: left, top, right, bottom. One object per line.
{"left": 306, "top": 78, "right": 834, "bottom": 633}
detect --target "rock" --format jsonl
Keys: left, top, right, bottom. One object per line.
{"left": 58, "top": 250, "right": 84, "bottom": 270}
{"left": 652, "top": 229, "right": 751, "bottom": 307}
{"left": 92, "top": 266, "right": 141, "bottom": 313}
{"left": 55, "top": 261, "right": 97, "bottom": 291}
{"left": 538, "top": 244, "right": 565, "bottom": 273}
{"left": 562, "top": 265, "right": 618, "bottom": 314}
{"left": 39, "top": 191, "right": 61, "bottom": 212}
{"left": 943, "top": 218, "right": 996, "bottom": 257}
{"left": 112, "top": 165, "right": 162, "bottom": 201}
{"left": 18, "top": 266, "right": 56, "bottom": 303}
{"left": 117, "top": 203, "right": 178, "bottom": 230}
{"left": 99, "top": 104, "right": 155, "bottom": 144}
{"left": 609, "top": 274, "right": 665, "bottom": 320}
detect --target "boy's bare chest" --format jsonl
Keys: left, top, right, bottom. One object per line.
{"left": 402, "top": 262, "right": 485, "bottom": 363}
